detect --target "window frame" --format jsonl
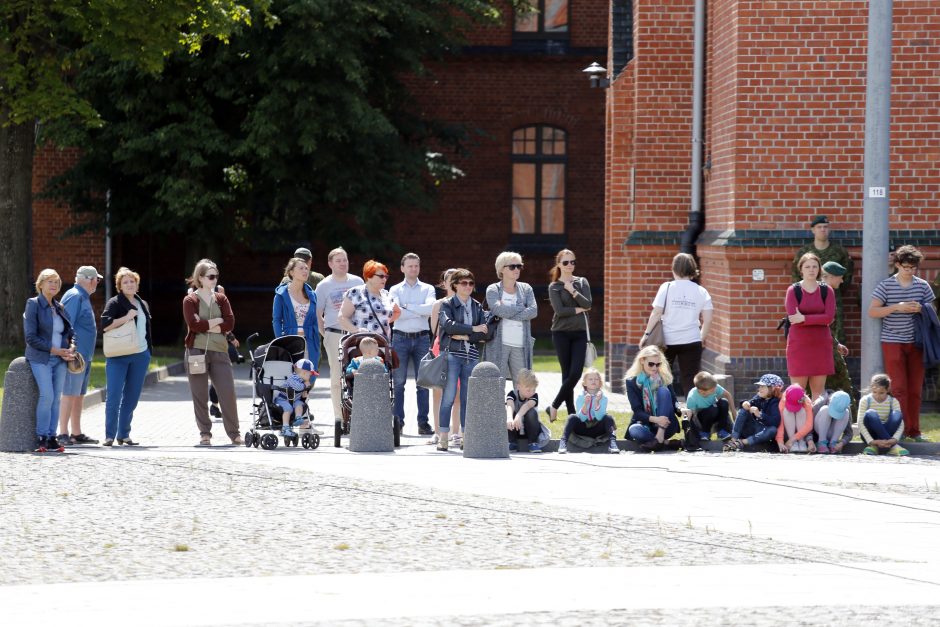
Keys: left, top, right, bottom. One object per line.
{"left": 511, "top": 124, "right": 568, "bottom": 236}
{"left": 512, "top": 0, "right": 571, "bottom": 39}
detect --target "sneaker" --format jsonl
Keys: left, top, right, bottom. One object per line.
{"left": 717, "top": 430, "right": 732, "bottom": 442}
{"left": 791, "top": 439, "right": 807, "bottom": 453}
{"left": 508, "top": 441, "right": 519, "bottom": 452}
{"left": 699, "top": 431, "right": 710, "bottom": 441}
{"left": 912, "top": 434, "right": 931, "bottom": 443}
{"left": 117, "top": 438, "right": 139, "bottom": 446}
{"left": 817, "top": 440, "right": 830, "bottom": 454}
{"left": 887, "top": 445, "right": 909, "bottom": 456}
{"left": 72, "top": 433, "right": 98, "bottom": 445}
{"left": 198, "top": 434, "right": 211, "bottom": 446}
{"left": 437, "top": 438, "right": 449, "bottom": 452}
{"left": 418, "top": 425, "right": 434, "bottom": 436}
{"left": 46, "top": 436, "right": 61, "bottom": 450}
{"left": 34, "top": 436, "right": 48, "bottom": 452}
{"left": 558, "top": 439, "right": 568, "bottom": 454}
{"left": 608, "top": 439, "right": 620, "bottom": 454}
{"left": 527, "top": 442, "right": 542, "bottom": 453}
{"left": 862, "top": 446, "right": 878, "bottom": 455}
{"left": 103, "top": 438, "right": 114, "bottom": 447}
{"left": 292, "top": 417, "right": 305, "bottom": 427}
{"left": 209, "top": 404, "right": 221, "bottom": 418}
{"left": 450, "top": 433, "right": 462, "bottom": 445}
{"left": 281, "top": 426, "right": 296, "bottom": 438}
{"left": 57, "top": 433, "right": 72, "bottom": 446}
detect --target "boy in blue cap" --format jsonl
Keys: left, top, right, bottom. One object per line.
{"left": 724, "top": 374, "right": 784, "bottom": 452}
{"left": 275, "top": 358, "right": 317, "bottom": 437}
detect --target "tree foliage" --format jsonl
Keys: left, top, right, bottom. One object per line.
{"left": 46, "top": 0, "right": 519, "bottom": 255}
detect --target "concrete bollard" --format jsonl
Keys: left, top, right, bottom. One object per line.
{"left": 0, "top": 357, "right": 39, "bottom": 452}
{"left": 463, "top": 361, "right": 509, "bottom": 459}
{"left": 348, "top": 360, "right": 395, "bottom": 453}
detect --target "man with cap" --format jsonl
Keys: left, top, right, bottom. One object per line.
{"left": 820, "top": 261, "right": 855, "bottom": 404}
{"left": 57, "top": 266, "right": 103, "bottom": 445}
{"left": 280, "top": 247, "right": 325, "bottom": 289}
{"left": 792, "top": 215, "right": 854, "bottom": 342}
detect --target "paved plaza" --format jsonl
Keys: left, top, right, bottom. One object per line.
{"left": 2, "top": 364, "right": 940, "bottom": 625}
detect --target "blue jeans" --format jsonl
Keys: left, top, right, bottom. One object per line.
{"left": 626, "top": 387, "right": 677, "bottom": 442}
{"left": 862, "top": 409, "right": 903, "bottom": 444}
{"left": 392, "top": 332, "right": 431, "bottom": 429}
{"left": 29, "top": 357, "right": 66, "bottom": 437}
{"left": 105, "top": 350, "right": 151, "bottom": 439}
{"left": 731, "top": 408, "right": 777, "bottom": 444}
{"left": 439, "top": 353, "right": 477, "bottom": 432}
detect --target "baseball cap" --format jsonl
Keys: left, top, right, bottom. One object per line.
{"left": 293, "top": 247, "right": 312, "bottom": 260}
{"left": 827, "top": 390, "right": 851, "bottom": 420}
{"left": 810, "top": 215, "right": 829, "bottom": 227}
{"left": 77, "top": 265, "right": 104, "bottom": 280}
{"left": 754, "top": 373, "right": 784, "bottom": 388}
{"left": 784, "top": 384, "right": 805, "bottom": 412}
{"left": 294, "top": 358, "right": 315, "bottom": 372}
{"left": 822, "top": 261, "right": 846, "bottom": 276}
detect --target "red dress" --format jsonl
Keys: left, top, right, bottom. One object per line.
{"left": 785, "top": 284, "right": 835, "bottom": 377}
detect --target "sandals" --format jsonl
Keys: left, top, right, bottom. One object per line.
{"left": 437, "top": 438, "right": 449, "bottom": 452}
{"left": 198, "top": 434, "right": 211, "bottom": 446}
{"left": 722, "top": 438, "right": 743, "bottom": 453}
{"left": 426, "top": 434, "right": 440, "bottom": 445}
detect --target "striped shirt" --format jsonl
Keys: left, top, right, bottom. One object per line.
{"left": 871, "top": 275, "right": 934, "bottom": 343}
{"left": 857, "top": 393, "right": 903, "bottom": 443}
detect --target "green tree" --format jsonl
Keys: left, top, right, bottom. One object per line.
{"left": 46, "top": 0, "right": 521, "bottom": 265}
{"left": 0, "top": 0, "right": 264, "bottom": 348}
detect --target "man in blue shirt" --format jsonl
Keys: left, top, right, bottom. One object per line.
{"left": 389, "top": 253, "right": 437, "bottom": 435}
{"left": 58, "top": 266, "right": 103, "bottom": 445}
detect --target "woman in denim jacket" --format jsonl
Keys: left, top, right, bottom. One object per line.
{"left": 436, "top": 268, "right": 491, "bottom": 451}
{"left": 24, "top": 268, "right": 77, "bottom": 451}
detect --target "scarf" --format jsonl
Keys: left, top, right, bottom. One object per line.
{"left": 637, "top": 372, "right": 662, "bottom": 416}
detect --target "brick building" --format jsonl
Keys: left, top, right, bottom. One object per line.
{"left": 30, "top": 1, "right": 608, "bottom": 345}
{"left": 604, "top": 0, "right": 940, "bottom": 400}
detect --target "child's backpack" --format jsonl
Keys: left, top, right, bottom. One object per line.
{"left": 777, "top": 283, "right": 829, "bottom": 338}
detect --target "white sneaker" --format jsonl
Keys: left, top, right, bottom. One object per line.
{"left": 792, "top": 439, "right": 808, "bottom": 453}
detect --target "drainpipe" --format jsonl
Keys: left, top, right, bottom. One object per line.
{"left": 680, "top": 0, "right": 706, "bottom": 254}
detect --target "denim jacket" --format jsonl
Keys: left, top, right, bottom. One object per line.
{"left": 439, "top": 295, "right": 489, "bottom": 353}
{"left": 24, "top": 295, "right": 75, "bottom": 364}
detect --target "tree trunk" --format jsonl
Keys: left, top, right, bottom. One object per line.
{"left": 0, "top": 117, "right": 35, "bottom": 350}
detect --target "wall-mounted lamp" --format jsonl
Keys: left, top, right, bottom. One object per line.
{"left": 582, "top": 62, "right": 610, "bottom": 89}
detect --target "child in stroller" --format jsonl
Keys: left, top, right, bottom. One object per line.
{"left": 345, "top": 336, "right": 387, "bottom": 376}
{"left": 336, "top": 331, "right": 397, "bottom": 446}
{"left": 275, "top": 358, "right": 316, "bottom": 437}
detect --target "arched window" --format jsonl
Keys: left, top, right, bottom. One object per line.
{"left": 512, "top": 125, "right": 566, "bottom": 234}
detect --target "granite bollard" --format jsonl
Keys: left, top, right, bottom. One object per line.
{"left": 348, "top": 360, "right": 395, "bottom": 453}
{"left": 0, "top": 357, "right": 39, "bottom": 452}
{"left": 463, "top": 361, "right": 509, "bottom": 459}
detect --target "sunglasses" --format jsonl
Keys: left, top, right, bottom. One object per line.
{"left": 205, "top": 274, "right": 219, "bottom": 281}
{"left": 456, "top": 280, "right": 475, "bottom": 287}
{"left": 373, "top": 274, "right": 389, "bottom": 279}
{"left": 899, "top": 264, "right": 918, "bottom": 271}
{"left": 506, "top": 264, "right": 524, "bottom": 271}
{"left": 560, "top": 259, "right": 576, "bottom": 266}
{"left": 646, "top": 361, "right": 662, "bottom": 368}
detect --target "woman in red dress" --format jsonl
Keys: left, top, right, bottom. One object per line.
{"left": 785, "top": 253, "right": 835, "bottom": 403}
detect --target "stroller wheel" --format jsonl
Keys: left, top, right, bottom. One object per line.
{"left": 243, "top": 432, "right": 253, "bottom": 448}
{"left": 301, "top": 433, "right": 310, "bottom": 449}
{"left": 252, "top": 435, "right": 260, "bottom": 448}
{"left": 260, "top": 433, "right": 279, "bottom": 450}
{"left": 291, "top": 435, "right": 300, "bottom": 447}
{"left": 310, "top": 433, "right": 320, "bottom": 450}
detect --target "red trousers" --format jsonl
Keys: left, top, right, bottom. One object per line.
{"left": 881, "top": 342, "right": 925, "bottom": 437}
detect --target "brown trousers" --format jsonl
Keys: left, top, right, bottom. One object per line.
{"left": 187, "top": 348, "right": 240, "bottom": 440}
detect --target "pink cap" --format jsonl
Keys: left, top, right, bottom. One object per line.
{"left": 784, "top": 384, "right": 805, "bottom": 412}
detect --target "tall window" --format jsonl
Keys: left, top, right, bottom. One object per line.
{"left": 512, "top": 126, "right": 566, "bottom": 234}
{"left": 514, "top": 0, "right": 569, "bottom": 36}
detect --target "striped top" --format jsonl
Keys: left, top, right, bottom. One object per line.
{"left": 857, "top": 393, "right": 903, "bottom": 442}
{"left": 871, "top": 275, "right": 935, "bottom": 343}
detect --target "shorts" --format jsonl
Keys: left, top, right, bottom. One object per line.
{"left": 63, "top": 362, "right": 92, "bottom": 396}
{"left": 275, "top": 397, "right": 305, "bottom": 416}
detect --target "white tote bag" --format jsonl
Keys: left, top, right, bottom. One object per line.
{"left": 103, "top": 321, "right": 139, "bottom": 358}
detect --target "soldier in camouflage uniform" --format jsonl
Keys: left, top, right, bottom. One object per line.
{"left": 821, "top": 262, "right": 856, "bottom": 412}
{"left": 792, "top": 216, "right": 853, "bottom": 343}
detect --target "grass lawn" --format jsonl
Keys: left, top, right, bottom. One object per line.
{"left": 0, "top": 346, "right": 180, "bottom": 413}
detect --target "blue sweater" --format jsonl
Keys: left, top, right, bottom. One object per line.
{"left": 740, "top": 394, "right": 781, "bottom": 428}
{"left": 273, "top": 283, "right": 320, "bottom": 366}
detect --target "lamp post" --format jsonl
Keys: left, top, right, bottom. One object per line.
{"left": 582, "top": 62, "right": 610, "bottom": 89}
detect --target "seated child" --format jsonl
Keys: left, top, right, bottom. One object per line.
{"left": 345, "top": 336, "right": 387, "bottom": 375}
{"left": 506, "top": 369, "right": 544, "bottom": 453}
{"left": 559, "top": 369, "right": 618, "bottom": 454}
{"left": 685, "top": 371, "right": 734, "bottom": 441}
{"left": 724, "top": 373, "right": 783, "bottom": 452}
{"left": 858, "top": 373, "right": 908, "bottom": 456}
{"left": 813, "top": 389, "right": 852, "bottom": 454}
{"left": 275, "top": 358, "right": 317, "bottom": 437}
{"left": 776, "top": 383, "right": 815, "bottom": 453}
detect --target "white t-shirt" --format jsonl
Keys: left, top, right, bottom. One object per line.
{"left": 652, "top": 279, "right": 713, "bottom": 346}
{"left": 499, "top": 291, "right": 524, "bottom": 347}
{"left": 314, "top": 274, "right": 364, "bottom": 330}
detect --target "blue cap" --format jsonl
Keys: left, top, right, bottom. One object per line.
{"left": 294, "top": 359, "right": 315, "bottom": 372}
{"left": 827, "top": 390, "right": 851, "bottom": 420}
{"left": 754, "top": 374, "right": 785, "bottom": 388}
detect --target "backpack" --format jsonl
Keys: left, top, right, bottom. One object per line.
{"left": 777, "top": 283, "right": 829, "bottom": 338}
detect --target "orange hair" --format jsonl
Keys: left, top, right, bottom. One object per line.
{"left": 362, "top": 260, "right": 389, "bottom": 280}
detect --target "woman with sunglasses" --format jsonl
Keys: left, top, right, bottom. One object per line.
{"left": 183, "top": 259, "right": 241, "bottom": 446}
{"left": 100, "top": 267, "right": 152, "bottom": 446}
{"left": 624, "top": 345, "right": 682, "bottom": 451}
{"left": 484, "top": 252, "right": 537, "bottom": 385}
{"left": 436, "top": 268, "right": 492, "bottom": 451}
{"left": 868, "top": 245, "right": 935, "bottom": 441}
{"left": 339, "top": 260, "right": 401, "bottom": 337}
{"left": 546, "top": 249, "right": 593, "bottom": 422}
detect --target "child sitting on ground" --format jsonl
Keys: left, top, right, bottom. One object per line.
{"left": 275, "top": 358, "right": 317, "bottom": 437}
{"left": 506, "top": 369, "right": 545, "bottom": 453}
{"left": 559, "top": 369, "right": 618, "bottom": 454}
{"left": 685, "top": 371, "right": 734, "bottom": 441}
{"left": 858, "top": 373, "right": 908, "bottom": 456}
{"left": 813, "top": 389, "right": 853, "bottom": 454}
{"left": 724, "top": 373, "right": 783, "bottom": 452}
{"left": 776, "top": 383, "right": 815, "bottom": 453}
{"left": 345, "top": 336, "right": 387, "bottom": 375}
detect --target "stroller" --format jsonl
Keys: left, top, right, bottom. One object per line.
{"left": 244, "top": 333, "right": 320, "bottom": 451}
{"left": 336, "top": 331, "right": 399, "bottom": 448}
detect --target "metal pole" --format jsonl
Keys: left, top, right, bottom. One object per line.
{"left": 860, "top": 0, "right": 892, "bottom": 384}
{"left": 105, "top": 189, "right": 112, "bottom": 302}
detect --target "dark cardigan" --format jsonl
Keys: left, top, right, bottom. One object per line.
{"left": 101, "top": 293, "right": 153, "bottom": 353}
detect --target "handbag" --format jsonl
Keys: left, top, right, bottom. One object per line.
{"left": 187, "top": 294, "right": 214, "bottom": 375}
{"left": 583, "top": 312, "right": 598, "bottom": 366}
{"left": 640, "top": 282, "right": 670, "bottom": 349}
{"left": 67, "top": 350, "right": 86, "bottom": 374}
{"left": 416, "top": 333, "right": 448, "bottom": 390}
{"left": 103, "top": 319, "right": 139, "bottom": 358}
